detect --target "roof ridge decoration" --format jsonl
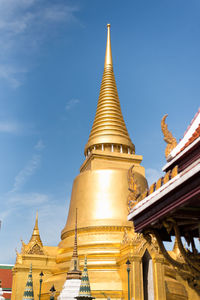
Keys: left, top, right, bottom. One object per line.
{"left": 161, "top": 114, "right": 177, "bottom": 159}
{"left": 22, "top": 264, "right": 34, "bottom": 300}
{"left": 84, "top": 24, "right": 134, "bottom": 156}
{"left": 164, "top": 109, "right": 200, "bottom": 164}
{"left": 131, "top": 165, "right": 179, "bottom": 207}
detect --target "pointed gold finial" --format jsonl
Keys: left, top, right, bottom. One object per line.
{"left": 104, "top": 24, "right": 112, "bottom": 68}
{"left": 84, "top": 24, "right": 134, "bottom": 156}
{"left": 29, "top": 211, "right": 43, "bottom": 246}
{"left": 34, "top": 211, "right": 38, "bottom": 229}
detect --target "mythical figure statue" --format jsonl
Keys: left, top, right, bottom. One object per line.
{"left": 127, "top": 166, "right": 141, "bottom": 212}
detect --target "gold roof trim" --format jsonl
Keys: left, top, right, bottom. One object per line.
{"left": 140, "top": 165, "right": 179, "bottom": 202}
{"left": 84, "top": 24, "right": 134, "bottom": 155}
{"left": 128, "top": 165, "right": 179, "bottom": 212}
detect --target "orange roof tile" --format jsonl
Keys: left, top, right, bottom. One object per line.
{"left": 179, "top": 122, "right": 200, "bottom": 153}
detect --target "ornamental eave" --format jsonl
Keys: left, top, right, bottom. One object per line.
{"left": 128, "top": 158, "right": 200, "bottom": 230}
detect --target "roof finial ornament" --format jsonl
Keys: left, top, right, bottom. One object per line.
{"left": 35, "top": 211, "right": 39, "bottom": 231}
{"left": 161, "top": 114, "right": 177, "bottom": 159}
{"left": 25, "top": 211, "right": 44, "bottom": 255}
{"left": 104, "top": 24, "right": 113, "bottom": 68}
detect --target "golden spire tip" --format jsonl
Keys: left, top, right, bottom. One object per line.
{"left": 104, "top": 23, "right": 112, "bottom": 68}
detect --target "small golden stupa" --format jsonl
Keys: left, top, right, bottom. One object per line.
{"left": 11, "top": 25, "right": 194, "bottom": 300}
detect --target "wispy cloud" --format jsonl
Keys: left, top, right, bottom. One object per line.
{"left": 0, "top": 65, "right": 27, "bottom": 88}
{"left": 145, "top": 168, "right": 164, "bottom": 186}
{"left": 0, "top": 120, "right": 36, "bottom": 135}
{"left": 0, "top": 135, "right": 69, "bottom": 263}
{"left": 0, "top": 191, "right": 68, "bottom": 263}
{"left": 8, "top": 192, "right": 49, "bottom": 207}
{"left": 0, "top": 0, "right": 79, "bottom": 87}
{"left": 10, "top": 140, "right": 44, "bottom": 192}
{"left": 0, "top": 121, "right": 22, "bottom": 133}
{"left": 11, "top": 154, "right": 41, "bottom": 192}
{"left": 65, "top": 99, "right": 80, "bottom": 111}
{"left": 35, "top": 139, "right": 45, "bottom": 151}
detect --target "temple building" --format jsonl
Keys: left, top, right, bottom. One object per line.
{"left": 11, "top": 25, "right": 194, "bottom": 300}
{"left": 128, "top": 111, "right": 200, "bottom": 298}
{"left": 12, "top": 213, "right": 57, "bottom": 300}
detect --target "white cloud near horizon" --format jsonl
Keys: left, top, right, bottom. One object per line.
{"left": 0, "top": 0, "right": 79, "bottom": 87}
{"left": 0, "top": 191, "right": 70, "bottom": 263}
{"left": 65, "top": 99, "right": 80, "bottom": 111}
{"left": 0, "top": 133, "right": 69, "bottom": 263}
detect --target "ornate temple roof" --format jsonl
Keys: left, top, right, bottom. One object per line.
{"left": 19, "top": 212, "right": 44, "bottom": 256}
{"left": 163, "top": 108, "right": 200, "bottom": 172}
{"left": 84, "top": 24, "right": 134, "bottom": 155}
{"left": 128, "top": 109, "right": 200, "bottom": 238}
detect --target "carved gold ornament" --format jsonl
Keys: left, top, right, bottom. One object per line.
{"left": 161, "top": 114, "right": 177, "bottom": 159}
{"left": 127, "top": 166, "right": 141, "bottom": 212}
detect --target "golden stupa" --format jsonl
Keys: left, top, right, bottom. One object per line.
{"left": 11, "top": 25, "right": 197, "bottom": 300}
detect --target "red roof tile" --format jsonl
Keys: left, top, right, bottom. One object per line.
{"left": 3, "top": 291, "right": 12, "bottom": 300}
{"left": 180, "top": 123, "right": 200, "bottom": 152}
{"left": 183, "top": 108, "right": 200, "bottom": 137}
{"left": 0, "top": 269, "right": 12, "bottom": 289}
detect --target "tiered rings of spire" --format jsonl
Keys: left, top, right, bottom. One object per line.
{"left": 84, "top": 24, "right": 135, "bottom": 156}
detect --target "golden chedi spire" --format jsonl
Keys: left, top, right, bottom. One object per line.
{"left": 84, "top": 24, "right": 134, "bottom": 156}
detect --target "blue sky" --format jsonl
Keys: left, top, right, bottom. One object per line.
{"left": 0, "top": 0, "right": 199, "bottom": 263}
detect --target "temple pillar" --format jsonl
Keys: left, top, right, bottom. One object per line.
{"left": 152, "top": 257, "right": 166, "bottom": 300}
{"left": 132, "top": 257, "right": 143, "bottom": 300}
